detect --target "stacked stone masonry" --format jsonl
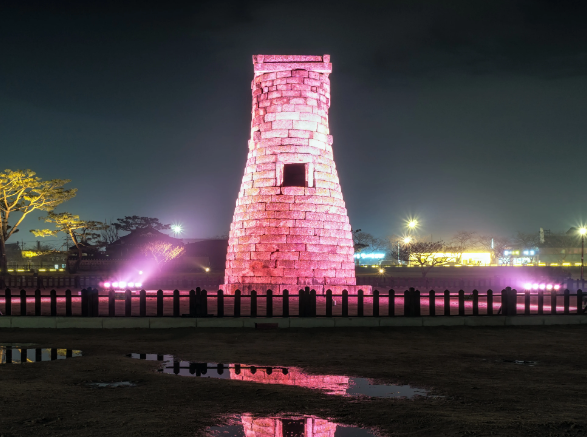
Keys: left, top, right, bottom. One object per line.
{"left": 222, "top": 55, "right": 365, "bottom": 295}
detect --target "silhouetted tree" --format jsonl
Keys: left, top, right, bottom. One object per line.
{"left": 114, "top": 216, "right": 171, "bottom": 233}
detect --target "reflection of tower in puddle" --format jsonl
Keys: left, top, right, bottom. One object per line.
{"left": 229, "top": 365, "right": 349, "bottom": 395}
{"left": 229, "top": 366, "right": 348, "bottom": 437}
{"left": 241, "top": 415, "right": 337, "bottom": 437}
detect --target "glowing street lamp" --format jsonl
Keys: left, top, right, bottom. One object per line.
{"left": 171, "top": 224, "right": 183, "bottom": 235}
{"left": 580, "top": 227, "right": 586, "bottom": 281}
{"left": 407, "top": 220, "right": 418, "bottom": 230}
{"left": 403, "top": 236, "right": 412, "bottom": 245}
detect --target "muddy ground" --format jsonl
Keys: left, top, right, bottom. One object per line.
{"left": 0, "top": 325, "right": 586, "bottom": 436}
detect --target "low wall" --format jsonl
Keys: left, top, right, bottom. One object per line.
{"left": 1, "top": 315, "right": 586, "bottom": 329}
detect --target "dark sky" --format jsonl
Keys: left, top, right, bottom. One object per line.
{"left": 2, "top": 0, "right": 586, "bottom": 244}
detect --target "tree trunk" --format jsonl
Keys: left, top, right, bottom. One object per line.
{"left": 0, "top": 234, "right": 7, "bottom": 288}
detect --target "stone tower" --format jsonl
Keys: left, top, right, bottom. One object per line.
{"left": 221, "top": 55, "right": 366, "bottom": 294}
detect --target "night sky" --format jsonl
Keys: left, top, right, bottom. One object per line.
{"left": 2, "top": 0, "right": 586, "bottom": 244}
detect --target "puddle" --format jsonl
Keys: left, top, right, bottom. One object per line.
{"left": 128, "top": 354, "right": 429, "bottom": 399}
{"left": 207, "top": 414, "right": 379, "bottom": 437}
{"left": 86, "top": 381, "right": 136, "bottom": 388}
{"left": 1, "top": 347, "right": 82, "bottom": 364}
{"left": 503, "top": 359, "right": 537, "bottom": 366}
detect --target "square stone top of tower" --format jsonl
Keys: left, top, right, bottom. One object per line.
{"left": 253, "top": 54, "right": 331, "bottom": 74}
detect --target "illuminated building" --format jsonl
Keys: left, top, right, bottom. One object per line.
{"left": 222, "top": 55, "right": 368, "bottom": 294}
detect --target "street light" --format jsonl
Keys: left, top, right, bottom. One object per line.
{"left": 171, "top": 224, "right": 183, "bottom": 235}
{"left": 580, "top": 227, "right": 586, "bottom": 281}
{"left": 407, "top": 219, "right": 418, "bottom": 231}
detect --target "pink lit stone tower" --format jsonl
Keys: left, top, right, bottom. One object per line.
{"left": 221, "top": 55, "right": 367, "bottom": 294}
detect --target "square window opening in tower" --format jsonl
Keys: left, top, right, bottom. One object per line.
{"left": 282, "top": 163, "right": 307, "bottom": 187}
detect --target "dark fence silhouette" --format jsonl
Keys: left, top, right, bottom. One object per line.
{"left": 1, "top": 287, "right": 585, "bottom": 318}
{"left": 3, "top": 274, "right": 586, "bottom": 292}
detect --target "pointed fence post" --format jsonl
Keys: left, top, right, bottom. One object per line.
{"left": 388, "top": 289, "right": 395, "bottom": 317}
{"left": 310, "top": 289, "right": 316, "bottom": 317}
{"left": 282, "top": 290, "right": 289, "bottom": 317}
{"left": 50, "top": 289, "right": 57, "bottom": 316}
{"left": 298, "top": 289, "right": 305, "bottom": 317}
{"left": 125, "top": 290, "right": 132, "bottom": 316}
{"left": 551, "top": 289, "right": 557, "bottom": 315}
{"left": 5, "top": 289, "right": 11, "bottom": 316}
{"left": 266, "top": 289, "right": 273, "bottom": 318}
{"left": 234, "top": 289, "right": 241, "bottom": 317}
{"left": 537, "top": 290, "right": 544, "bottom": 315}
{"left": 108, "top": 290, "right": 115, "bottom": 316}
{"left": 326, "top": 289, "right": 333, "bottom": 317}
{"left": 157, "top": 289, "right": 163, "bottom": 317}
{"left": 577, "top": 290, "right": 583, "bottom": 315}
{"left": 20, "top": 289, "right": 26, "bottom": 316}
{"left": 458, "top": 290, "right": 465, "bottom": 316}
{"left": 357, "top": 289, "right": 364, "bottom": 317}
{"left": 444, "top": 290, "right": 450, "bottom": 316}
{"left": 201, "top": 289, "right": 208, "bottom": 317}
{"left": 342, "top": 289, "right": 348, "bottom": 317}
{"left": 173, "top": 289, "right": 180, "bottom": 317}
{"left": 217, "top": 290, "right": 224, "bottom": 318}
{"left": 189, "top": 289, "right": 196, "bottom": 316}
{"left": 65, "top": 289, "right": 72, "bottom": 317}
{"left": 140, "top": 289, "right": 146, "bottom": 317}
{"left": 373, "top": 290, "right": 379, "bottom": 317}
{"left": 472, "top": 289, "right": 479, "bottom": 316}
{"left": 524, "top": 291, "right": 531, "bottom": 315}
{"left": 81, "top": 289, "right": 88, "bottom": 317}
{"left": 429, "top": 290, "right": 435, "bottom": 317}
{"left": 250, "top": 290, "right": 257, "bottom": 318}
{"left": 35, "top": 289, "right": 42, "bottom": 316}
{"left": 564, "top": 289, "right": 570, "bottom": 314}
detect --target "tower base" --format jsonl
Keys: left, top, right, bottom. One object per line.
{"left": 218, "top": 284, "right": 372, "bottom": 295}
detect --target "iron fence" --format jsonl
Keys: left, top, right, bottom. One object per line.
{"left": 1, "top": 287, "right": 584, "bottom": 318}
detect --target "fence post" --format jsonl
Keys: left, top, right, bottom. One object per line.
{"left": 388, "top": 289, "right": 395, "bottom": 317}
{"left": 20, "top": 289, "right": 26, "bottom": 316}
{"left": 201, "top": 290, "right": 208, "bottom": 317}
{"left": 551, "top": 289, "right": 557, "bottom": 315}
{"left": 250, "top": 290, "right": 257, "bottom": 318}
{"left": 157, "top": 289, "right": 163, "bottom": 317}
{"left": 373, "top": 289, "right": 379, "bottom": 317}
{"left": 326, "top": 289, "right": 333, "bottom": 317}
{"left": 65, "top": 289, "right": 72, "bottom": 316}
{"left": 414, "top": 289, "right": 421, "bottom": 317}
{"left": 125, "top": 290, "right": 132, "bottom": 316}
{"left": 35, "top": 289, "right": 42, "bottom": 316}
{"left": 297, "top": 289, "right": 304, "bottom": 317}
{"left": 217, "top": 290, "right": 224, "bottom": 318}
{"left": 444, "top": 290, "right": 450, "bottom": 316}
{"left": 357, "top": 289, "right": 364, "bottom": 317}
{"left": 501, "top": 287, "right": 511, "bottom": 316}
{"left": 282, "top": 289, "right": 289, "bottom": 317}
{"left": 266, "top": 289, "right": 273, "bottom": 318}
{"left": 81, "top": 289, "right": 88, "bottom": 317}
{"left": 342, "top": 289, "right": 348, "bottom": 317}
{"left": 524, "top": 291, "right": 531, "bottom": 315}
{"left": 577, "top": 290, "right": 583, "bottom": 315}
{"left": 189, "top": 289, "right": 196, "bottom": 316}
{"left": 173, "top": 289, "right": 180, "bottom": 317}
{"left": 429, "top": 290, "right": 435, "bottom": 317}
{"left": 458, "top": 290, "right": 465, "bottom": 316}
{"left": 487, "top": 289, "right": 493, "bottom": 316}
{"left": 140, "top": 290, "right": 146, "bottom": 317}
{"left": 310, "top": 289, "right": 316, "bottom": 317}
{"left": 108, "top": 290, "right": 115, "bottom": 316}
{"left": 472, "top": 289, "right": 479, "bottom": 316}
{"left": 91, "top": 289, "right": 99, "bottom": 317}
{"left": 537, "top": 290, "right": 544, "bottom": 315}
{"left": 5, "top": 289, "right": 11, "bottom": 316}
{"left": 234, "top": 289, "right": 241, "bottom": 317}
{"left": 564, "top": 289, "right": 570, "bottom": 314}
{"left": 50, "top": 289, "right": 57, "bottom": 316}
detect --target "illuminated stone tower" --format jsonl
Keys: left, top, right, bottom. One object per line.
{"left": 222, "top": 55, "right": 366, "bottom": 294}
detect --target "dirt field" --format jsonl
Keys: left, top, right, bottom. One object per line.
{"left": 1, "top": 325, "right": 586, "bottom": 436}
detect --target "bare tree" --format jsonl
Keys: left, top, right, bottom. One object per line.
{"left": 100, "top": 220, "right": 119, "bottom": 246}
{"left": 450, "top": 231, "right": 478, "bottom": 263}
{"left": 477, "top": 235, "right": 511, "bottom": 264}
{"left": 392, "top": 241, "right": 456, "bottom": 278}
{"left": 512, "top": 231, "right": 539, "bottom": 248}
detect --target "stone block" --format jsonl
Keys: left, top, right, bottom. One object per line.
{"left": 103, "top": 318, "right": 150, "bottom": 329}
